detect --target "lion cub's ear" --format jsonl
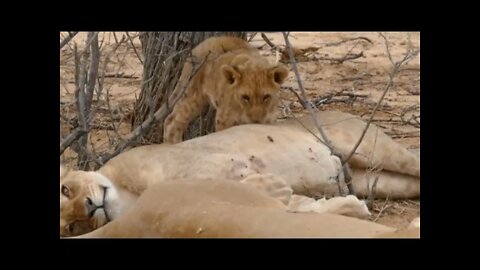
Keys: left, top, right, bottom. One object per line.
{"left": 221, "top": 65, "right": 242, "bottom": 85}
{"left": 269, "top": 65, "right": 289, "bottom": 86}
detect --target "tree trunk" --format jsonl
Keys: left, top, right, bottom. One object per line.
{"left": 131, "top": 31, "right": 247, "bottom": 144}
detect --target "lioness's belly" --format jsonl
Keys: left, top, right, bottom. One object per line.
{"left": 160, "top": 125, "right": 346, "bottom": 197}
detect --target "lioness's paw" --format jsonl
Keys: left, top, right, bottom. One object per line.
{"left": 287, "top": 194, "right": 371, "bottom": 219}
{"left": 408, "top": 217, "right": 420, "bottom": 229}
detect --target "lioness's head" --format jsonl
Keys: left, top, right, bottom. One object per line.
{"left": 221, "top": 54, "right": 289, "bottom": 124}
{"left": 60, "top": 165, "right": 121, "bottom": 237}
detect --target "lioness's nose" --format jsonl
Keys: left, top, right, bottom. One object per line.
{"left": 85, "top": 197, "right": 97, "bottom": 217}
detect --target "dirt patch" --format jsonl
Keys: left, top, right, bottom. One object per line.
{"left": 60, "top": 32, "right": 420, "bottom": 230}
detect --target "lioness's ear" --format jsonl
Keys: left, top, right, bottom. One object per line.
{"left": 60, "top": 164, "right": 70, "bottom": 180}
{"left": 270, "top": 66, "right": 289, "bottom": 85}
{"left": 221, "top": 65, "right": 241, "bottom": 85}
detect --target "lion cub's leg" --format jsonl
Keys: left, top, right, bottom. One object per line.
{"left": 164, "top": 91, "right": 208, "bottom": 144}
{"left": 240, "top": 173, "right": 293, "bottom": 205}
{"left": 215, "top": 105, "right": 240, "bottom": 131}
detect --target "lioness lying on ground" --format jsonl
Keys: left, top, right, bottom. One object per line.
{"left": 60, "top": 111, "right": 420, "bottom": 237}
{"left": 74, "top": 180, "right": 419, "bottom": 238}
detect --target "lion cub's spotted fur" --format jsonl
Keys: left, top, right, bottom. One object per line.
{"left": 163, "top": 36, "right": 289, "bottom": 144}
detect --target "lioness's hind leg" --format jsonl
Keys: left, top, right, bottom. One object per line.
{"left": 163, "top": 92, "right": 208, "bottom": 144}
{"left": 240, "top": 173, "right": 293, "bottom": 205}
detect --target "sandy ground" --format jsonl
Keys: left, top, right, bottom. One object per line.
{"left": 60, "top": 32, "right": 420, "bottom": 231}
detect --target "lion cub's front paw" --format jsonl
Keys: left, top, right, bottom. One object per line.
{"left": 240, "top": 173, "right": 293, "bottom": 205}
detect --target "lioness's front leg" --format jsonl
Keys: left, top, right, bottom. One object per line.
{"left": 163, "top": 91, "right": 208, "bottom": 144}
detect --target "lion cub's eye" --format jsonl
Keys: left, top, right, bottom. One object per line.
{"left": 263, "top": 94, "right": 271, "bottom": 103}
{"left": 61, "top": 184, "right": 71, "bottom": 198}
{"left": 241, "top": 95, "right": 250, "bottom": 103}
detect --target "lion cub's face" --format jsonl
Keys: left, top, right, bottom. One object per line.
{"left": 60, "top": 166, "right": 119, "bottom": 237}
{"left": 221, "top": 55, "right": 289, "bottom": 124}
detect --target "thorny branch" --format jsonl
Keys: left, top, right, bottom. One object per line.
{"left": 61, "top": 32, "right": 100, "bottom": 169}
{"left": 282, "top": 32, "right": 353, "bottom": 195}
{"left": 97, "top": 54, "right": 209, "bottom": 165}
{"left": 342, "top": 33, "right": 420, "bottom": 165}
{"left": 325, "top": 37, "right": 373, "bottom": 47}
{"left": 97, "top": 35, "right": 127, "bottom": 101}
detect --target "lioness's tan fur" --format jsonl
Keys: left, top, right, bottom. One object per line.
{"left": 61, "top": 110, "right": 420, "bottom": 237}
{"left": 77, "top": 180, "right": 419, "bottom": 238}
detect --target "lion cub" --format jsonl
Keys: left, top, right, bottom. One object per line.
{"left": 163, "top": 36, "right": 289, "bottom": 144}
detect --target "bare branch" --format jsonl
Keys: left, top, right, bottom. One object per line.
{"left": 60, "top": 129, "right": 87, "bottom": 155}
{"left": 247, "top": 32, "right": 258, "bottom": 42}
{"left": 282, "top": 32, "right": 355, "bottom": 196}
{"left": 97, "top": 35, "right": 128, "bottom": 101}
{"left": 126, "top": 32, "right": 144, "bottom": 65}
{"left": 325, "top": 36, "right": 373, "bottom": 47}
{"left": 261, "top": 33, "right": 277, "bottom": 49}
{"left": 373, "top": 195, "right": 390, "bottom": 222}
{"left": 379, "top": 32, "right": 394, "bottom": 65}
{"left": 98, "top": 53, "right": 209, "bottom": 165}
{"left": 342, "top": 33, "right": 420, "bottom": 166}
{"left": 74, "top": 45, "right": 88, "bottom": 132}
{"left": 60, "top": 32, "right": 78, "bottom": 50}
{"left": 112, "top": 32, "right": 120, "bottom": 45}
{"left": 317, "top": 51, "right": 365, "bottom": 64}
{"left": 105, "top": 84, "right": 124, "bottom": 140}
{"left": 281, "top": 32, "right": 332, "bottom": 148}
{"left": 311, "top": 88, "right": 368, "bottom": 107}
{"left": 86, "top": 32, "right": 100, "bottom": 122}
{"left": 365, "top": 176, "right": 379, "bottom": 210}
{"left": 281, "top": 86, "right": 307, "bottom": 108}
{"left": 103, "top": 73, "right": 139, "bottom": 79}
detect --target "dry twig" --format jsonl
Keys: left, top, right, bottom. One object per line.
{"left": 282, "top": 32, "right": 354, "bottom": 195}
{"left": 373, "top": 197, "right": 391, "bottom": 222}
{"left": 325, "top": 37, "right": 373, "bottom": 47}
{"left": 60, "top": 32, "right": 78, "bottom": 50}
{"left": 261, "top": 33, "right": 277, "bottom": 49}
{"left": 126, "top": 32, "right": 144, "bottom": 65}
{"left": 97, "top": 52, "right": 209, "bottom": 165}
{"left": 366, "top": 176, "right": 379, "bottom": 209}
{"left": 317, "top": 51, "right": 365, "bottom": 64}
{"left": 342, "top": 33, "right": 420, "bottom": 166}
